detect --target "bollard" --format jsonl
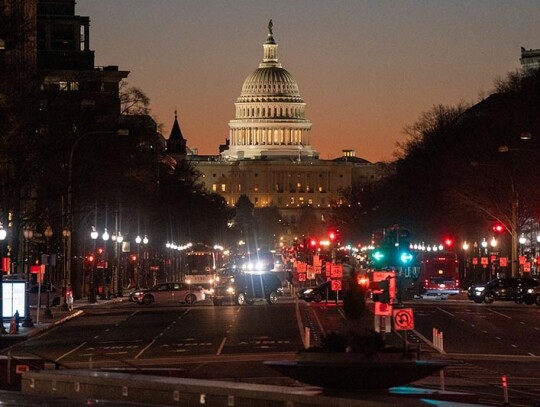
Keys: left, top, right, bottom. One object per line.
{"left": 304, "top": 327, "right": 310, "bottom": 349}
{"left": 502, "top": 375, "right": 509, "bottom": 405}
{"left": 439, "top": 369, "right": 445, "bottom": 391}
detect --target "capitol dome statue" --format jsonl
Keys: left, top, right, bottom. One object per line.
{"left": 222, "top": 20, "right": 317, "bottom": 160}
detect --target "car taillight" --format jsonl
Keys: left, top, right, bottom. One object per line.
{"left": 424, "top": 279, "right": 429, "bottom": 287}
{"left": 456, "top": 279, "right": 459, "bottom": 288}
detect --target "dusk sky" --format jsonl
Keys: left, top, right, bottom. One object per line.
{"left": 77, "top": 1, "right": 540, "bottom": 163}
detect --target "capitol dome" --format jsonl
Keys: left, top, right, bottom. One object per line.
{"left": 222, "top": 21, "right": 316, "bottom": 161}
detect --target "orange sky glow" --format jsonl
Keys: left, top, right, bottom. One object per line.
{"left": 78, "top": 0, "right": 540, "bottom": 163}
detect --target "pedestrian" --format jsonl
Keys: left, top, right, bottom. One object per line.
{"left": 14, "top": 310, "right": 20, "bottom": 329}
{"left": 66, "top": 285, "right": 74, "bottom": 311}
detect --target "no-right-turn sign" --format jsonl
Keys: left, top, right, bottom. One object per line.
{"left": 393, "top": 308, "right": 414, "bottom": 331}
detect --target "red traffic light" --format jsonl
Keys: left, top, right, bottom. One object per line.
{"left": 310, "top": 239, "right": 318, "bottom": 247}
{"left": 97, "top": 247, "right": 104, "bottom": 254}
{"left": 492, "top": 224, "right": 504, "bottom": 233}
{"left": 130, "top": 254, "right": 138, "bottom": 262}
{"left": 87, "top": 254, "right": 95, "bottom": 262}
{"left": 443, "top": 238, "right": 453, "bottom": 247}
{"left": 328, "top": 230, "right": 338, "bottom": 241}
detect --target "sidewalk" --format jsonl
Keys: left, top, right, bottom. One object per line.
{"left": 1, "top": 296, "right": 127, "bottom": 346}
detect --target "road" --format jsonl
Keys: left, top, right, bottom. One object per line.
{"left": 7, "top": 295, "right": 540, "bottom": 405}
{"left": 400, "top": 297, "right": 540, "bottom": 406}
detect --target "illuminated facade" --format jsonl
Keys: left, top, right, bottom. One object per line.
{"left": 169, "top": 22, "right": 385, "bottom": 236}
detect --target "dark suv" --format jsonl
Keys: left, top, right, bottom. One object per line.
{"left": 468, "top": 277, "right": 539, "bottom": 304}
{"left": 212, "top": 272, "right": 283, "bottom": 306}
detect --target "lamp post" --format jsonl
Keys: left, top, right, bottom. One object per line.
{"left": 462, "top": 241, "right": 469, "bottom": 282}
{"left": 22, "top": 227, "right": 34, "bottom": 327}
{"left": 61, "top": 228, "right": 71, "bottom": 311}
{"left": 101, "top": 228, "right": 109, "bottom": 299}
{"left": 43, "top": 226, "right": 53, "bottom": 319}
{"left": 0, "top": 223, "right": 7, "bottom": 335}
{"left": 135, "top": 235, "right": 141, "bottom": 288}
{"left": 116, "top": 232, "right": 124, "bottom": 296}
{"left": 90, "top": 226, "right": 98, "bottom": 303}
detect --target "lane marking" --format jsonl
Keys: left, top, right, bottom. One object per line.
{"left": 488, "top": 309, "right": 511, "bottom": 319}
{"left": 134, "top": 339, "right": 156, "bottom": 359}
{"left": 216, "top": 337, "right": 227, "bottom": 355}
{"left": 55, "top": 342, "right": 87, "bottom": 362}
{"left": 436, "top": 307, "right": 454, "bottom": 317}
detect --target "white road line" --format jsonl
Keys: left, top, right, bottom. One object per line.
{"left": 488, "top": 309, "right": 512, "bottom": 319}
{"left": 134, "top": 339, "right": 156, "bottom": 359}
{"left": 216, "top": 337, "right": 227, "bottom": 355}
{"left": 55, "top": 342, "right": 87, "bottom": 362}
{"left": 436, "top": 307, "right": 454, "bottom": 317}
{"left": 295, "top": 297, "right": 306, "bottom": 346}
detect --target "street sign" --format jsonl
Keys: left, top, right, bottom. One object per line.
{"left": 481, "top": 257, "right": 488, "bottom": 265}
{"left": 500, "top": 257, "right": 508, "bottom": 267}
{"left": 374, "top": 301, "right": 392, "bottom": 316}
{"left": 472, "top": 257, "right": 478, "bottom": 265}
{"left": 331, "top": 279, "right": 342, "bottom": 291}
{"left": 298, "top": 273, "right": 306, "bottom": 282}
{"left": 330, "top": 264, "right": 343, "bottom": 279}
{"left": 314, "top": 266, "right": 322, "bottom": 274}
{"left": 393, "top": 308, "right": 414, "bottom": 330}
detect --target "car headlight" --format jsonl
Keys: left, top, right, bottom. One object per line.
{"left": 527, "top": 288, "right": 534, "bottom": 294}
{"left": 303, "top": 289, "right": 313, "bottom": 294}
{"left": 133, "top": 291, "right": 144, "bottom": 296}
{"left": 226, "top": 287, "right": 235, "bottom": 294}
{"left": 474, "top": 287, "right": 485, "bottom": 292}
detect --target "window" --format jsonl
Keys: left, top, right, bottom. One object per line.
{"left": 212, "top": 184, "right": 217, "bottom": 192}
{"left": 254, "top": 184, "right": 259, "bottom": 192}
{"left": 221, "top": 184, "right": 226, "bottom": 192}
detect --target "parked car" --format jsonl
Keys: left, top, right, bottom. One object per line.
{"left": 131, "top": 282, "right": 205, "bottom": 305}
{"left": 522, "top": 285, "right": 540, "bottom": 306}
{"left": 298, "top": 281, "right": 344, "bottom": 303}
{"left": 211, "top": 272, "right": 283, "bottom": 306}
{"left": 467, "top": 278, "right": 539, "bottom": 304}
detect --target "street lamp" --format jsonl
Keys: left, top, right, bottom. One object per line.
{"left": 0, "top": 223, "right": 7, "bottom": 335}
{"left": 101, "top": 228, "right": 109, "bottom": 299}
{"left": 116, "top": 232, "right": 124, "bottom": 296}
{"left": 22, "top": 227, "right": 34, "bottom": 327}
{"left": 89, "top": 226, "right": 98, "bottom": 303}
{"left": 61, "top": 228, "right": 71, "bottom": 310}
{"left": 43, "top": 226, "right": 53, "bottom": 319}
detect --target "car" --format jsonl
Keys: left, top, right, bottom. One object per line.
{"left": 211, "top": 272, "right": 283, "bottom": 306}
{"left": 467, "top": 277, "right": 539, "bottom": 304}
{"left": 298, "top": 281, "right": 344, "bottom": 303}
{"left": 131, "top": 282, "right": 205, "bottom": 305}
{"left": 522, "top": 285, "right": 540, "bottom": 306}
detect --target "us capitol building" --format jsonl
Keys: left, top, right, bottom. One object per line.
{"left": 167, "top": 21, "right": 385, "bottom": 236}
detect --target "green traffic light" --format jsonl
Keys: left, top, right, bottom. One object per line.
{"left": 373, "top": 250, "right": 385, "bottom": 262}
{"left": 400, "top": 252, "right": 413, "bottom": 264}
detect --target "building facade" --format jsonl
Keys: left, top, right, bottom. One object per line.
{"left": 168, "top": 22, "right": 385, "bottom": 240}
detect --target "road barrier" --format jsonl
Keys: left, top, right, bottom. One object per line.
{"left": 432, "top": 327, "right": 444, "bottom": 352}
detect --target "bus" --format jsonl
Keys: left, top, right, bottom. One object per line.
{"left": 412, "top": 251, "right": 460, "bottom": 297}
{"left": 181, "top": 244, "right": 220, "bottom": 289}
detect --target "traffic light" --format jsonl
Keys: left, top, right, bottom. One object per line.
{"left": 398, "top": 250, "right": 413, "bottom": 265}
{"left": 371, "top": 249, "right": 386, "bottom": 265}
{"left": 492, "top": 223, "right": 504, "bottom": 233}
{"left": 130, "top": 254, "right": 138, "bottom": 262}
{"left": 87, "top": 254, "right": 95, "bottom": 263}
{"left": 328, "top": 229, "right": 339, "bottom": 242}
{"left": 443, "top": 237, "right": 453, "bottom": 248}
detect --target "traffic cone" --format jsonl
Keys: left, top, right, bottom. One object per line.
{"left": 9, "top": 316, "right": 18, "bottom": 334}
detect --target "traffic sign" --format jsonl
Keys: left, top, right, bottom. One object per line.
{"left": 499, "top": 257, "right": 508, "bottom": 267}
{"left": 393, "top": 308, "right": 414, "bottom": 331}
{"left": 330, "top": 264, "right": 343, "bottom": 278}
{"left": 331, "top": 279, "right": 342, "bottom": 291}
{"left": 374, "top": 301, "right": 392, "bottom": 316}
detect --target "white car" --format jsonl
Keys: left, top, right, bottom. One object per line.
{"left": 132, "top": 282, "right": 205, "bottom": 305}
